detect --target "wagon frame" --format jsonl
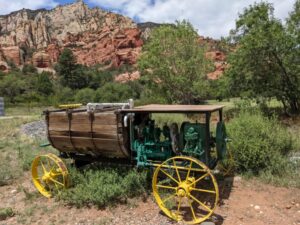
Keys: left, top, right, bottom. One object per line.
{"left": 31, "top": 100, "right": 228, "bottom": 224}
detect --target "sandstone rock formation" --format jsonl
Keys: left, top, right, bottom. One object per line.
{"left": 206, "top": 51, "right": 227, "bottom": 80}
{"left": 0, "top": 0, "right": 227, "bottom": 79}
{"left": 0, "top": 0, "right": 142, "bottom": 68}
{"left": 115, "top": 71, "right": 141, "bottom": 83}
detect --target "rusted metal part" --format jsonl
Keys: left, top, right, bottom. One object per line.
{"left": 89, "top": 111, "right": 99, "bottom": 156}
{"left": 67, "top": 109, "right": 77, "bottom": 152}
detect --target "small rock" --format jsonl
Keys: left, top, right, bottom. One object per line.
{"left": 10, "top": 189, "right": 17, "bottom": 194}
{"left": 200, "top": 222, "right": 215, "bottom": 225}
{"left": 254, "top": 205, "right": 260, "bottom": 210}
{"left": 259, "top": 211, "right": 263, "bottom": 214}
{"left": 286, "top": 205, "right": 292, "bottom": 209}
{"left": 296, "top": 203, "right": 299, "bottom": 207}
{"left": 250, "top": 204, "right": 254, "bottom": 207}
{"left": 234, "top": 176, "right": 242, "bottom": 182}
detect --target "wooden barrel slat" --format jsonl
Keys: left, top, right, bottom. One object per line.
{"left": 46, "top": 109, "right": 129, "bottom": 158}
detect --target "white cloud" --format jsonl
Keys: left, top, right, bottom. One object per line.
{"left": 89, "top": 0, "right": 296, "bottom": 39}
{"left": 0, "top": 0, "right": 58, "bottom": 15}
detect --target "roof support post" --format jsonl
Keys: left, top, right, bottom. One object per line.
{"left": 205, "top": 112, "right": 211, "bottom": 166}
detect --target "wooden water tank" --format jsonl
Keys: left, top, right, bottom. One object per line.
{"left": 45, "top": 108, "right": 130, "bottom": 158}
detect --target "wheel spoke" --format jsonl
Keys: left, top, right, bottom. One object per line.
{"left": 158, "top": 164, "right": 206, "bottom": 173}
{"left": 191, "top": 173, "right": 209, "bottom": 186}
{"left": 52, "top": 172, "right": 63, "bottom": 177}
{"left": 190, "top": 187, "right": 216, "bottom": 194}
{"left": 188, "top": 199, "right": 197, "bottom": 221}
{"left": 160, "top": 168, "right": 179, "bottom": 184}
{"left": 156, "top": 184, "right": 177, "bottom": 190}
{"left": 186, "top": 161, "right": 193, "bottom": 180}
{"left": 176, "top": 197, "right": 182, "bottom": 216}
{"left": 49, "top": 177, "right": 64, "bottom": 187}
{"left": 189, "top": 194, "right": 212, "bottom": 213}
{"left": 173, "top": 159, "right": 181, "bottom": 183}
{"left": 46, "top": 158, "right": 52, "bottom": 171}
{"left": 162, "top": 193, "right": 176, "bottom": 204}
{"left": 40, "top": 160, "right": 48, "bottom": 173}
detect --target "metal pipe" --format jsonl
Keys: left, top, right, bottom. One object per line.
{"left": 124, "top": 115, "right": 129, "bottom": 127}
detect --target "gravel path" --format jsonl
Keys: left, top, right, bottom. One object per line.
{"left": 20, "top": 120, "right": 47, "bottom": 139}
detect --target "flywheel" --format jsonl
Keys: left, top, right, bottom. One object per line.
{"left": 31, "top": 153, "right": 69, "bottom": 198}
{"left": 152, "top": 156, "right": 219, "bottom": 224}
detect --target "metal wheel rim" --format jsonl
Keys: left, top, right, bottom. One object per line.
{"left": 31, "top": 153, "right": 69, "bottom": 198}
{"left": 152, "top": 156, "right": 219, "bottom": 224}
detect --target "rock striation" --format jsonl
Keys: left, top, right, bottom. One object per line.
{"left": 0, "top": 0, "right": 142, "bottom": 68}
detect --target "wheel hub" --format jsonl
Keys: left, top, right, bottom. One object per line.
{"left": 176, "top": 177, "right": 196, "bottom": 197}
{"left": 42, "top": 172, "right": 51, "bottom": 182}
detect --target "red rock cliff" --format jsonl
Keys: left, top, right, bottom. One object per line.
{"left": 0, "top": 0, "right": 142, "bottom": 69}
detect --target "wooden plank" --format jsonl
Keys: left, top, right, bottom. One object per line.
{"left": 93, "top": 138, "right": 120, "bottom": 151}
{"left": 50, "top": 136, "right": 73, "bottom": 151}
{"left": 50, "top": 135, "right": 124, "bottom": 156}
{"left": 49, "top": 130, "right": 118, "bottom": 140}
{"left": 71, "top": 137, "right": 94, "bottom": 150}
{"left": 93, "top": 124, "right": 117, "bottom": 134}
{"left": 94, "top": 113, "right": 117, "bottom": 125}
{"left": 49, "top": 112, "right": 69, "bottom": 123}
{"left": 71, "top": 113, "right": 91, "bottom": 132}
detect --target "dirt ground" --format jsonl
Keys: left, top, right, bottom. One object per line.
{"left": 1, "top": 173, "right": 299, "bottom": 225}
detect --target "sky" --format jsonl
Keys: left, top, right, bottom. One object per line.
{"left": 0, "top": 0, "right": 296, "bottom": 39}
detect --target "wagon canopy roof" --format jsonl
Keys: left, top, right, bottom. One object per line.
{"left": 120, "top": 104, "right": 224, "bottom": 113}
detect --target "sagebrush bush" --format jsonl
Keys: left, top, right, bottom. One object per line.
{"left": 227, "top": 110, "right": 295, "bottom": 175}
{"left": 58, "top": 165, "right": 148, "bottom": 208}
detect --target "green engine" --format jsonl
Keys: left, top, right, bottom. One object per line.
{"left": 132, "top": 118, "right": 214, "bottom": 167}
{"left": 133, "top": 119, "right": 173, "bottom": 167}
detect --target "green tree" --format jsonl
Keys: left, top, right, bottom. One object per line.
{"left": 75, "top": 88, "right": 95, "bottom": 103}
{"left": 226, "top": 2, "right": 300, "bottom": 113}
{"left": 95, "top": 82, "right": 136, "bottom": 102}
{"left": 22, "top": 64, "right": 37, "bottom": 74}
{"left": 55, "top": 48, "right": 89, "bottom": 89}
{"left": 36, "top": 72, "right": 54, "bottom": 96}
{"left": 0, "top": 74, "right": 26, "bottom": 103}
{"left": 138, "top": 21, "right": 213, "bottom": 104}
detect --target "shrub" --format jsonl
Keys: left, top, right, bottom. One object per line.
{"left": 227, "top": 110, "right": 295, "bottom": 175}
{"left": 35, "top": 72, "right": 54, "bottom": 96}
{"left": 58, "top": 165, "right": 148, "bottom": 208}
{"left": 74, "top": 88, "right": 95, "bottom": 104}
{"left": 22, "top": 64, "right": 37, "bottom": 74}
{"left": 94, "top": 82, "right": 136, "bottom": 102}
{"left": 51, "top": 86, "right": 75, "bottom": 105}
{"left": 0, "top": 158, "right": 15, "bottom": 186}
{"left": 0, "top": 207, "right": 14, "bottom": 221}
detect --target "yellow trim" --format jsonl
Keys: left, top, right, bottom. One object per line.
{"left": 58, "top": 104, "right": 82, "bottom": 109}
{"left": 31, "top": 153, "right": 69, "bottom": 198}
{"left": 152, "top": 156, "right": 219, "bottom": 224}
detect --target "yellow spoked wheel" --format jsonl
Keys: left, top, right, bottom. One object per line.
{"left": 31, "top": 153, "right": 69, "bottom": 198}
{"left": 152, "top": 156, "right": 219, "bottom": 224}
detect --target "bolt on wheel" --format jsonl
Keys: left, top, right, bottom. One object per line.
{"left": 31, "top": 153, "right": 69, "bottom": 198}
{"left": 152, "top": 156, "right": 219, "bottom": 224}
